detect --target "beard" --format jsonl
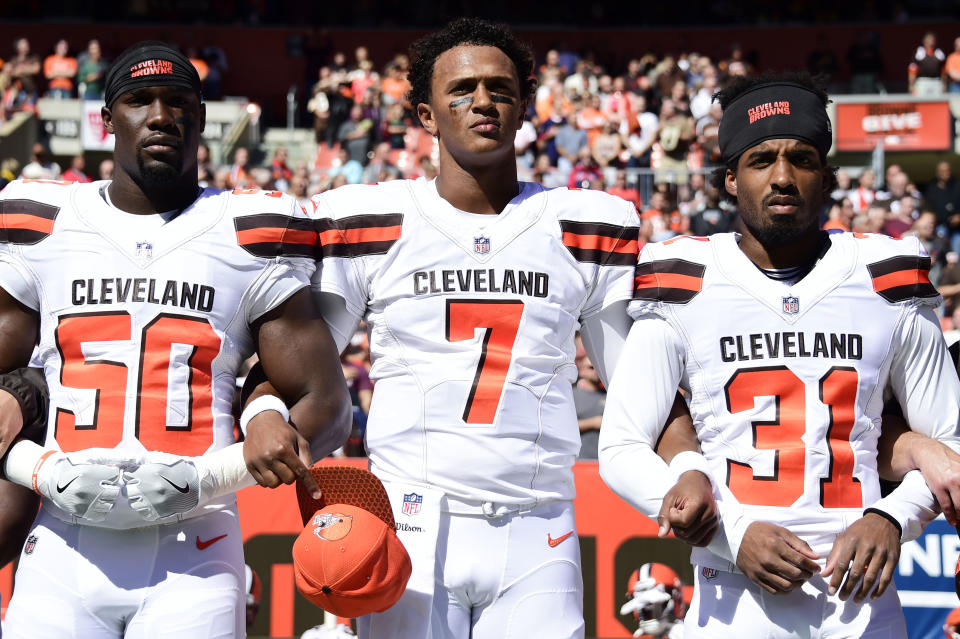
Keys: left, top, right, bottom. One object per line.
{"left": 741, "top": 213, "right": 816, "bottom": 246}
{"left": 136, "top": 150, "right": 182, "bottom": 188}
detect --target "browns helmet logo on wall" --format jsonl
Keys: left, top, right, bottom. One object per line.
{"left": 311, "top": 512, "right": 354, "bottom": 541}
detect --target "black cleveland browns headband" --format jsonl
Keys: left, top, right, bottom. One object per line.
{"left": 718, "top": 82, "right": 832, "bottom": 166}
{"left": 103, "top": 41, "right": 202, "bottom": 108}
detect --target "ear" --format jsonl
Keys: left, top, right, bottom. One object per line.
{"left": 101, "top": 106, "right": 115, "bottom": 135}
{"left": 417, "top": 103, "right": 438, "bottom": 138}
{"left": 724, "top": 168, "right": 737, "bottom": 199}
{"left": 518, "top": 99, "right": 529, "bottom": 127}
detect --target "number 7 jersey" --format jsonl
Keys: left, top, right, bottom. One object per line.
{"left": 0, "top": 180, "right": 315, "bottom": 458}
{"left": 313, "top": 178, "right": 638, "bottom": 505}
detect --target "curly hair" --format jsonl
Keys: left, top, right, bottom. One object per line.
{"left": 407, "top": 17, "right": 536, "bottom": 109}
{"left": 710, "top": 71, "right": 838, "bottom": 204}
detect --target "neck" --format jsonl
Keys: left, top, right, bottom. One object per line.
{"left": 435, "top": 147, "right": 520, "bottom": 214}
{"left": 738, "top": 224, "right": 826, "bottom": 270}
{"left": 107, "top": 170, "right": 199, "bottom": 215}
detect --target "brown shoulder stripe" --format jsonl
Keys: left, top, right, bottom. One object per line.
{"left": 868, "top": 255, "right": 937, "bottom": 303}
{"left": 235, "top": 214, "right": 318, "bottom": 259}
{"left": 560, "top": 220, "right": 639, "bottom": 266}
{"left": 0, "top": 199, "right": 59, "bottom": 244}
{"left": 633, "top": 259, "right": 705, "bottom": 304}
{"left": 318, "top": 213, "right": 403, "bottom": 258}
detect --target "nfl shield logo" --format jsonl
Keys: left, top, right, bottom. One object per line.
{"left": 782, "top": 296, "right": 800, "bottom": 315}
{"left": 702, "top": 567, "right": 718, "bottom": 580}
{"left": 136, "top": 241, "right": 153, "bottom": 259}
{"left": 402, "top": 492, "right": 422, "bottom": 516}
{"left": 24, "top": 534, "right": 37, "bottom": 555}
{"left": 474, "top": 236, "right": 490, "bottom": 254}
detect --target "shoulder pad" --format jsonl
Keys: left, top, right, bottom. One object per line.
{"left": 859, "top": 234, "right": 939, "bottom": 304}
{"left": 632, "top": 238, "right": 710, "bottom": 304}
{"left": 0, "top": 179, "right": 72, "bottom": 244}
{"left": 229, "top": 189, "right": 316, "bottom": 259}
{"left": 314, "top": 183, "right": 404, "bottom": 258}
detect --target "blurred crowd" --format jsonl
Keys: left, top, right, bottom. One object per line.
{"left": 0, "top": 36, "right": 228, "bottom": 121}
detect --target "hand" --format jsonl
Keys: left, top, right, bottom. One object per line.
{"left": 243, "top": 409, "right": 321, "bottom": 498}
{"left": 0, "top": 389, "right": 23, "bottom": 460}
{"left": 35, "top": 452, "right": 123, "bottom": 522}
{"left": 736, "top": 521, "right": 820, "bottom": 594}
{"left": 822, "top": 512, "right": 899, "bottom": 603}
{"left": 908, "top": 438, "right": 960, "bottom": 525}
{"left": 124, "top": 452, "right": 202, "bottom": 521}
{"left": 657, "top": 470, "right": 718, "bottom": 546}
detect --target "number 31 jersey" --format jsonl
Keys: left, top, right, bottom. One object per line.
{"left": 313, "top": 178, "right": 638, "bottom": 505}
{"left": 0, "top": 180, "right": 315, "bottom": 458}
{"left": 626, "top": 232, "right": 955, "bottom": 560}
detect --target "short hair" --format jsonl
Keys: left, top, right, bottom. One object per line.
{"left": 407, "top": 17, "right": 536, "bottom": 109}
{"left": 710, "top": 71, "right": 837, "bottom": 204}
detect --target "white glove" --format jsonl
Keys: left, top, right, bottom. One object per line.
{"left": 124, "top": 451, "right": 208, "bottom": 521}
{"left": 34, "top": 449, "right": 125, "bottom": 522}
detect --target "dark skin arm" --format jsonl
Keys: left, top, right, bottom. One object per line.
{"left": 0, "top": 289, "right": 40, "bottom": 459}
{"left": 654, "top": 393, "right": 718, "bottom": 546}
{"left": 0, "top": 481, "right": 37, "bottom": 567}
{"left": 243, "top": 288, "right": 352, "bottom": 497}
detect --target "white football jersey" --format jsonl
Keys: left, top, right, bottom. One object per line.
{"left": 623, "top": 231, "right": 952, "bottom": 560}
{"left": 0, "top": 180, "right": 315, "bottom": 460}
{"left": 313, "top": 178, "right": 638, "bottom": 504}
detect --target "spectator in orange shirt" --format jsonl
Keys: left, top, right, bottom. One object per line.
{"left": 604, "top": 169, "right": 641, "bottom": 213}
{"left": 946, "top": 36, "right": 960, "bottom": 94}
{"left": 380, "top": 61, "right": 410, "bottom": 106}
{"left": 640, "top": 190, "right": 679, "bottom": 242}
{"left": 576, "top": 94, "right": 607, "bottom": 147}
{"left": 228, "top": 147, "right": 253, "bottom": 189}
{"left": 823, "top": 196, "right": 854, "bottom": 233}
{"left": 187, "top": 46, "right": 209, "bottom": 85}
{"left": 269, "top": 146, "right": 292, "bottom": 191}
{"left": 43, "top": 39, "right": 77, "bottom": 99}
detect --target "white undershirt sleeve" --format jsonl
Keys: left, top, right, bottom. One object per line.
{"left": 579, "top": 300, "right": 632, "bottom": 387}
{"left": 315, "top": 289, "right": 362, "bottom": 354}
{"left": 598, "top": 314, "right": 686, "bottom": 518}
{"left": 871, "top": 305, "right": 960, "bottom": 542}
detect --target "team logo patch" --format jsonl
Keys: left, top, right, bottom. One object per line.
{"left": 311, "top": 512, "right": 353, "bottom": 541}
{"left": 701, "top": 567, "right": 718, "bottom": 580}
{"left": 136, "top": 240, "right": 153, "bottom": 259}
{"left": 402, "top": 492, "right": 423, "bottom": 516}
{"left": 24, "top": 534, "right": 37, "bottom": 555}
{"left": 474, "top": 236, "right": 491, "bottom": 254}
{"left": 782, "top": 295, "right": 800, "bottom": 315}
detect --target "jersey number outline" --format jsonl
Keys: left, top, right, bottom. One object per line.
{"left": 54, "top": 311, "right": 222, "bottom": 455}
{"left": 724, "top": 365, "right": 862, "bottom": 508}
{"left": 445, "top": 299, "right": 524, "bottom": 424}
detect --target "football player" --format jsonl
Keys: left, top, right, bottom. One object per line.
{"left": 619, "top": 563, "right": 685, "bottom": 638}
{"left": 245, "top": 17, "right": 659, "bottom": 639}
{"left": 0, "top": 41, "right": 350, "bottom": 638}
{"left": 600, "top": 73, "right": 960, "bottom": 637}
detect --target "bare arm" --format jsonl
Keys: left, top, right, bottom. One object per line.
{"left": 243, "top": 288, "right": 351, "bottom": 493}
{"left": 0, "top": 480, "right": 38, "bottom": 566}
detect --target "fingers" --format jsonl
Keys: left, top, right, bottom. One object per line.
{"left": 826, "top": 543, "right": 854, "bottom": 596}
{"left": 838, "top": 548, "right": 870, "bottom": 601}
{"left": 782, "top": 534, "right": 821, "bottom": 573}
{"left": 656, "top": 500, "right": 674, "bottom": 538}
{"left": 872, "top": 552, "right": 897, "bottom": 601}
{"left": 938, "top": 486, "right": 958, "bottom": 527}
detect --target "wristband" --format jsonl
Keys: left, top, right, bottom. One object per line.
{"left": 239, "top": 395, "right": 290, "bottom": 437}
{"left": 669, "top": 451, "right": 713, "bottom": 483}
{"left": 31, "top": 450, "right": 56, "bottom": 495}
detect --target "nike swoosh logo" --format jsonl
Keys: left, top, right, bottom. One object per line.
{"left": 547, "top": 531, "right": 574, "bottom": 548}
{"left": 56, "top": 476, "right": 78, "bottom": 493}
{"left": 196, "top": 534, "right": 228, "bottom": 550}
{"left": 161, "top": 475, "right": 190, "bottom": 494}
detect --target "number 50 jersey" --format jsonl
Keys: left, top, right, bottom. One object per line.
{"left": 313, "top": 178, "right": 638, "bottom": 505}
{"left": 0, "top": 180, "right": 315, "bottom": 459}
